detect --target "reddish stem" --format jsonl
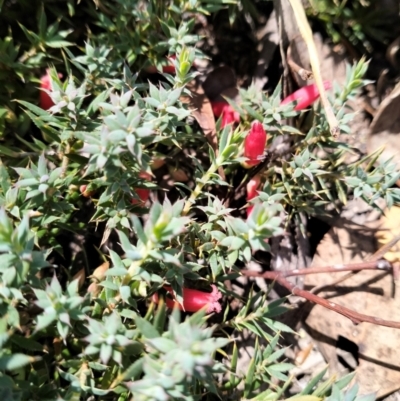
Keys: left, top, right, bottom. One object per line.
{"left": 241, "top": 259, "right": 400, "bottom": 329}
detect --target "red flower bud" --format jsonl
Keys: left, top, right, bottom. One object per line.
{"left": 162, "top": 55, "right": 176, "bottom": 74}
{"left": 243, "top": 121, "right": 267, "bottom": 168}
{"left": 246, "top": 174, "right": 262, "bottom": 216}
{"left": 40, "top": 71, "right": 54, "bottom": 110}
{"left": 146, "top": 55, "right": 177, "bottom": 74}
{"left": 153, "top": 285, "right": 222, "bottom": 314}
{"left": 131, "top": 171, "right": 152, "bottom": 205}
{"left": 39, "top": 69, "right": 62, "bottom": 110}
{"left": 80, "top": 185, "right": 95, "bottom": 198}
{"left": 132, "top": 188, "right": 150, "bottom": 204}
{"left": 151, "top": 157, "right": 166, "bottom": 170}
{"left": 169, "top": 167, "right": 189, "bottom": 182}
{"left": 280, "top": 81, "right": 332, "bottom": 111}
{"left": 211, "top": 101, "right": 240, "bottom": 128}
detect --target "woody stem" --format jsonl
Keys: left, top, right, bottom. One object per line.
{"left": 241, "top": 259, "right": 400, "bottom": 329}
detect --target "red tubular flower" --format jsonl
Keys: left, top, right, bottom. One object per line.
{"left": 154, "top": 285, "right": 222, "bottom": 313}
{"left": 246, "top": 174, "right": 262, "bottom": 216}
{"left": 211, "top": 101, "right": 240, "bottom": 128}
{"left": 131, "top": 171, "right": 152, "bottom": 205}
{"left": 243, "top": 121, "right": 267, "bottom": 168}
{"left": 39, "top": 69, "right": 62, "bottom": 110}
{"left": 280, "top": 81, "right": 332, "bottom": 111}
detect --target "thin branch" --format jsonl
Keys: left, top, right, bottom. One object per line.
{"left": 310, "top": 234, "right": 400, "bottom": 293}
{"left": 241, "top": 260, "right": 391, "bottom": 280}
{"left": 287, "top": 45, "right": 313, "bottom": 81}
{"left": 369, "top": 234, "right": 400, "bottom": 261}
{"left": 241, "top": 259, "right": 400, "bottom": 329}
{"left": 281, "top": 260, "right": 389, "bottom": 278}
{"left": 277, "top": 275, "right": 400, "bottom": 329}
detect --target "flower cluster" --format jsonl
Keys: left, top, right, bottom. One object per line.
{"left": 0, "top": 0, "right": 387, "bottom": 400}
{"left": 241, "top": 82, "right": 331, "bottom": 213}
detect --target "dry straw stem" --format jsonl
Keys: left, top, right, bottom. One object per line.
{"left": 288, "top": 0, "right": 339, "bottom": 137}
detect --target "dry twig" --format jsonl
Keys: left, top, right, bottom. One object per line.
{"left": 287, "top": 44, "right": 313, "bottom": 81}
{"left": 241, "top": 259, "right": 400, "bottom": 329}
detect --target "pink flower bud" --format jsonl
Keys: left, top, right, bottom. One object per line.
{"left": 246, "top": 174, "right": 262, "bottom": 216}
{"left": 153, "top": 285, "right": 222, "bottom": 314}
{"left": 243, "top": 121, "right": 267, "bottom": 168}
{"left": 211, "top": 101, "right": 240, "bottom": 128}
{"left": 39, "top": 69, "right": 63, "bottom": 110}
{"left": 280, "top": 81, "right": 332, "bottom": 111}
{"left": 131, "top": 171, "right": 152, "bottom": 205}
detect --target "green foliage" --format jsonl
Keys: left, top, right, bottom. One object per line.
{"left": 0, "top": 0, "right": 390, "bottom": 400}
{"left": 307, "top": 0, "right": 399, "bottom": 53}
